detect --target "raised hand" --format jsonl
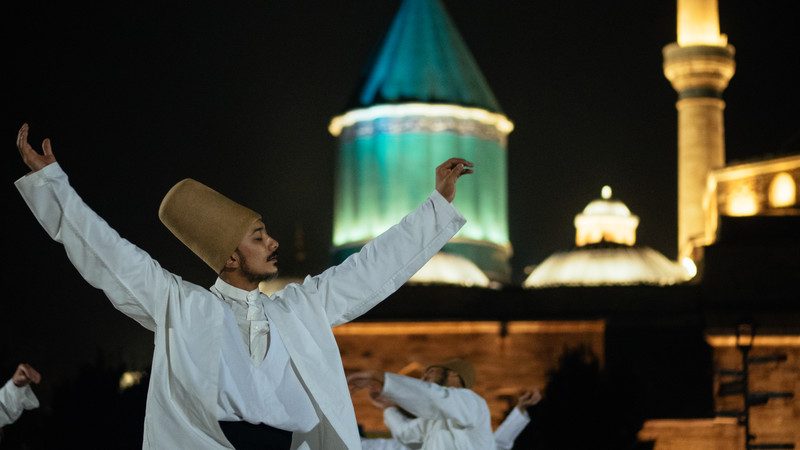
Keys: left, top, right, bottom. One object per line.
{"left": 17, "top": 123, "right": 56, "bottom": 172}
{"left": 347, "top": 370, "right": 385, "bottom": 394}
{"left": 435, "top": 157, "right": 474, "bottom": 203}
{"left": 516, "top": 387, "right": 542, "bottom": 411}
{"left": 369, "top": 392, "right": 396, "bottom": 410}
{"left": 12, "top": 363, "right": 41, "bottom": 388}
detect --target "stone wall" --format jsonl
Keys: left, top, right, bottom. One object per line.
{"left": 639, "top": 334, "right": 800, "bottom": 449}
{"left": 335, "top": 320, "right": 605, "bottom": 432}
{"left": 710, "top": 335, "right": 800, "bottom": 447}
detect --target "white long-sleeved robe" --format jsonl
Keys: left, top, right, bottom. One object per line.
{"left": 15, "top": 163, "right": 465, "bottom": 449}
{"left": 493, "top": 407, "right": 530, "bottom": 450}
{"left": 380, "top": 373, "right": 494, "bottom": 450}
{"left": 361, "top": 405, "right": 531, "bottom": 450}
{"left": 0, "top": 379, "right": 39, "bottom": 427}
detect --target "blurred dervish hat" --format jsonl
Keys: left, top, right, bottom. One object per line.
{"left": 429, "top": 358, "right": 476, "bottom": 388}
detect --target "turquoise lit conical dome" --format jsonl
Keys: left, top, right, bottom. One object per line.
{"left": 341, "top": 0, "right": 503, "bottom": 112}
{"left": 330, "top": 0, "right": 513, "bottom": 285}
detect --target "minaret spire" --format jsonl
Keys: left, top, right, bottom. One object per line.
{"left": 663, "top": 0, "right": 735, "bottom": 266}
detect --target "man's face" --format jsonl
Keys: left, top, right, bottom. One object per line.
{"left": 235, "top": 220, "right": 279, "bottom": 284}
{"left": 444, "top": 370, "right": 464, "bottom": 388}
{"left": 421, "top": 366, "right": 465, "bottom": 388}
{"left": 421, "top": 367, "right": 448, "bottom": 386}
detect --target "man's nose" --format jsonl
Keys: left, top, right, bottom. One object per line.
{"left": 270, "top": 239, "right": 279, "bottom": 250}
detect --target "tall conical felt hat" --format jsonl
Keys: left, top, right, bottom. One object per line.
{"left": 429, "top": 358, "right": 476, "bottom": 388}
{"left": 159, "top": 179, "right": 262, "bottom": 274}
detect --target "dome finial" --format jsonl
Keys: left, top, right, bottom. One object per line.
{"left": 601, "top": 185, "right": 612, "bottom": 200}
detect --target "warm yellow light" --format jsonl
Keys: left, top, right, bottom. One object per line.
{"left": 329, "top": 103, "right": 514, "bottom": 136}
{"left": 681, "top": 257, "right": 697, "bottom": 278}
{"left": 333, "top": 321, "right": 501, "bottom": 335}
{"left": 706, "top": 334, "right": 800, "bottom": 347}
{"left": 119, "top": 371, "right": 146, "bottom": 391}
{"left": 333, "top": 320, "right": 605, "bottom": 336}
{"left": 769, "top": 172, "right": 796, "bottom": 208}
{"left": 408, "top": 253, "right": 490, "bottom": 287}
{"left": 726, "top": 187, "right": 758, "bottom": 216}
{"left": 507, "top": 320, "right": 605, "bottom": 334}
{"left": 677, "top": 0, "right": 727, "bottom": 46}
{"left": 574, "top": 190, "right": 639, "bottom": 246}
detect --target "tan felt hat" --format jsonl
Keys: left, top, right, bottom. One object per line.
{"left": 159, "top": 179, "right": 262, "bottom": 274}
{"left": 429, "top": 358, "right": 476, "bottom": 388}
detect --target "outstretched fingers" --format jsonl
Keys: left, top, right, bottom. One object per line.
{"left": 16, "top": 123, "right": 56, "bottom": 172}
{"left": 439, "top": 158, "right": 474, "bottom": 175}
{"left": 42, "top": 137, "right": 53, "bottom": 157}
{"left": 16, "top": 123, "right": 31, "bottom": 156}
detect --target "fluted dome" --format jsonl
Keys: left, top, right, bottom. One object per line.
{"left": 574, "top": 186, "right": 639, "bottom": 246}
{"left": 523, "top": 243, "right": 691, "bottom": 287}
{"left": 409, "top": 252, "right": 491, "bottom": 287}
{"left": 582, "top": 198, "right": 633, "bottom": 217}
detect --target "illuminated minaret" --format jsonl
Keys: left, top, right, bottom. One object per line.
{"left": 329, "top": 0, "right": 513, "bottom": 284}
{"left": 663, "top": 0, "right": 735, "bottom": 265}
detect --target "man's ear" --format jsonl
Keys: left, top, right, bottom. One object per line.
{"left": 224, "top": 252, "right": 239, "bottom": 270}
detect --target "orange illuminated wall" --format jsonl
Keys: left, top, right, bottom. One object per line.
{"left": 334, "top": 320, "right": 605, "bottom": 433}
{"left": 640, "top": 334, "right": 800, "bottom": 449}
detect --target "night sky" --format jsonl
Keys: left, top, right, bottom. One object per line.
{"left": 3, "top": 1, "right": 799, "bottom": 384}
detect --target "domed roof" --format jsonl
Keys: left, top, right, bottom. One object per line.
{"left": 580, "top": 185, "right": 633, "bottom": 217}
{"left": 524, "top": 186, "right": 693, "bottom": 287}
{"left": 523, "top": 243, "right": 692, "bottom": 288}
{"left": 259, "top": 276, "right": 307, "bottom": 295}
{"left": 575, "top": 186, "right": 639, "bottom": 247}
{"left": 582, "top": 199, "right": 632, "bottom": 217}
{"left": 409, "top": 252, "right": 490, "bottom": 287}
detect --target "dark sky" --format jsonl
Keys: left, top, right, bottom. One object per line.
{"left": 3, "top": 1, "right": 799, "bottom": 381}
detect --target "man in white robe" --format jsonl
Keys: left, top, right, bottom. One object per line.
{"left": 348, "top": 359, "right": 494, "bottom": 450}
{"left": 15, "top": 123, "right": 472, "bottom": 449}
{"left": 0, "top": 363, "right": 41, "bottom": 428}
{"left": 359, "top": 387, "right": 540, "bottom": 450}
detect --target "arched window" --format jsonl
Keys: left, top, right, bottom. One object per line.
{"left": 769, "top": 172, "right": 796, "bottom": 208}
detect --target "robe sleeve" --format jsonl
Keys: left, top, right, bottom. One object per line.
{"left": 360, "top": 436, "right": 413, "bottom": 450}
{"left": 493, "top": 407, "right": 531, "bottom": 450}
{"left": 382, "top": 407, "right": 427, "bottom": 447}
{"left": 381, "top": 373, "right": 487, "bottom": 429}
{"left": 291, "top": 189, "right": 466, "bottom": 327}
{"left": 15, "top": 163, "right": 177, "bottom": 331}
{"left": 0, "top": 379, "right": 39, "bottom": 427}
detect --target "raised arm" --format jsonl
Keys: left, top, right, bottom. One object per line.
{"left": 352, "top": 372, "right": 488, "bottom": 429}
{"left": 15, "top": 124, "right": 176, "bottom": 331}
{"left": 0, "top": 364, "right": 41, "bottom": 427}
{"left": 494, "top": 389, "right": 540, "bottom": 450}
{"left": 285, "top": 158, "right": 472, "bottom": 327}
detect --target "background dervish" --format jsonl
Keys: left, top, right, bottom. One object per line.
{"left": 349, "top": 358, "right": 495, "bottom": 449}
{"left": 0, "top": 363, "right": 41, "bottom": 430}
{"left": 14, "top": 123, "right": 473, "bottom": 450}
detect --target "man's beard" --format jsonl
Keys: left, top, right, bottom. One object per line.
{"left": 238, "top": 250, "right": 279, "bottom": 284}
